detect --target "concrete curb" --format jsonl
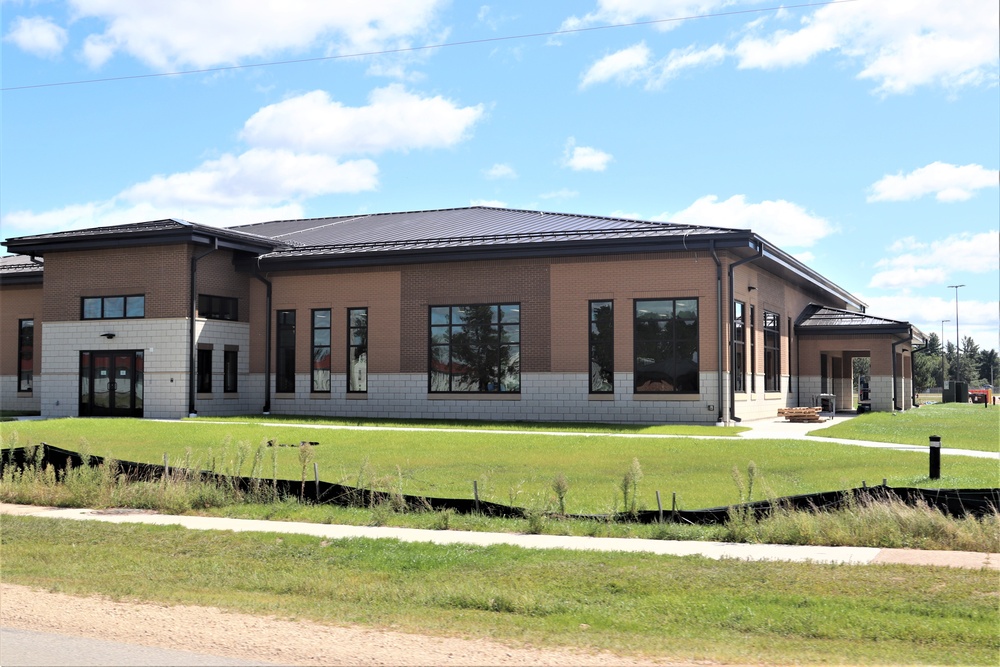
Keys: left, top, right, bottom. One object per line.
{"left": 3, "top": 503, "right": 996, "bottom": 570}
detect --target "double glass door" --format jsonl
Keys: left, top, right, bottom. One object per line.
{"left": 80, "top": 350, "right": 144, "bottom": 417}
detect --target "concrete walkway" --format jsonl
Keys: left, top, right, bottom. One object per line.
{"left": 2, "top": 503, "right": 996, "bottom": 570}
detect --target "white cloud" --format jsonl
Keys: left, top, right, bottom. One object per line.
{"left": 470, "top": 199, "right": 507, "bottom": 208}
{"left": 733, "top": 0, "right": 999, "bottom": 94}
{"left": 69, "top": 0, "right": 446, "bottom": 69}
{"left": 664, "top": 194, "right": 836, "bottom": 248}
{"left": 539, "top": 189, "right": 579, "bottom": 199}
{"left": 561, "top": 1, "right": 732, "bottom": 33}
{"left": 580, "top": 42, "right": 651, "bottom": 88}
{"left": 484, "top": 163, "right": 517, "bottom": 180}
{"left": 4, "top": 16, "right": 68, "bottom": 58}
{"left": 861, "top": 294, "right": 1000, "bottom": 344}
{"left": 241, "top": 86, "right": 484, "bottom": 156}
{"left": 562, "top": 137, "right": 613, "bottom": 172}
{"left": 868, "top": 230, "right": 1000, "bottom": 289}
{"left": 867, "top": 162, "right": 999, "bottom": 203}
{"left": 649, "top": 44, "right": 727, "bottom": 86}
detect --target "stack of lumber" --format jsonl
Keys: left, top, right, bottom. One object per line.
{"left": 777, "top": 406, "right": 826, "bottom": 423}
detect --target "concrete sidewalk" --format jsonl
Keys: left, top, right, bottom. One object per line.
{"left": 2, "top": 503, "right": 996, "bottom": 570}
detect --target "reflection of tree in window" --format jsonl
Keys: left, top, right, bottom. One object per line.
{"left": 348, "top": 308, "right": 367, "bottom": 392}
{"left": 633, "top": 299, "right": 699, "bottom": 393}
{"left": 763, "top": 311, "right": 780, "bottom": 392}
{"left": 589, "top": 301, "right": 613, "bottom": 393}
{"left": 429, "top": 304, "right": 520, "bottom": 393}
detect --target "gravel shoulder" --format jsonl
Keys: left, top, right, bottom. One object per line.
{"left": 1, "top": 584, "right": 704, "bottom": 667}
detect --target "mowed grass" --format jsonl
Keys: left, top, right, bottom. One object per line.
{"left": 2, "top": 515, "right": 996, "bottom": 665}
{"left": 812, "top": 403, "right": 1000, "bottom": 453}
{"left": 3, "top": 417, "right": 996, "bottom": 512}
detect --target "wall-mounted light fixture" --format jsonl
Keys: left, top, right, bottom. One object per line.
{"left": 748, "top": 286, "right": 757, "bottom": 292}
{"left": 100, "top": 332, "right": 116, "bottom": 339}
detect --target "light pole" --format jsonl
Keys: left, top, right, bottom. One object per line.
{"left": 947, "top": 284, "right": 965, "bottom": 384}
{"left": 940, "top": 319, "right": 949, "bottom": 388}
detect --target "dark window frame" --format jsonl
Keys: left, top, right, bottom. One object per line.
{"left": 589, "top": 300, "right": 614, "bottom": 394}
{"left": 633, "top": 298, "right": 700, "bottom": 394}
{"left": 764, "top": 310, "right": 781, "bottom": 392}
{"left": 81, "top": 295, "right": 145, "bottom": 320}
{"left": 198, "top": 294, "right": 239, "bottom": 321}
{"left": 311, "top": 309, "right": 331, "bottom": 393}
{"left": 224, "top": 349, "right": 238, "bottom": 393}
{"left": 787, "top": 316, "right": 794, "bottom": 394}
{"left": 276, "top": 310, "right": 296, "bottom": 394}
{"left": 197, "top": 348, "right": 213, "bottom": 394}
{"left": 18, "top": 319, "right": 33, "bottom": 393}
{"left": 750, "top": 305, "right": 757, "bottom": 393}
{"left": 347, "top": 308, "right": 368, "bottom": 393}
{"left": 428, "top": 303, "right": 521, "bottom": 394}
{"left": 733, "top": 301, "right": 746, "bottom": 393}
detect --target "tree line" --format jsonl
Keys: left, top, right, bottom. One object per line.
{"left": 914, "top": 334, "right": 998, "bottom": 390}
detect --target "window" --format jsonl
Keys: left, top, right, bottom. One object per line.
{"left": 310, "top": 309, "right": 331, "bottom": 393}
{"left": 788, "top": 316, "right": 794, "bottom": 394}
{"left": 197, "top": 348, "right": 212, "bottom": 393}
{"left": 429, "top": 304, "right": 520, "bottom": 393}
{"left": 348, "top": 308, "right": 368, "bottom": 393}
{"left": 589, "top": 300, "right": 613, "bottom": 393}
{"left": 18, "top": 319, "right": 33, "bottom": 392}
{"left": 82, "top": 295, "right": 144, "bottom": 319}
{"left": 634, "top": 299, "right": 699, "bottom": 393}
{"left": 764, "top": 310, "right": 781, "bottom": 392}
{"left": 224, "top": 349, "right": 238, "bottom": 393}
{"left": 733, "top": 301, "right": 746, "bottom": 393}
{"left": 198, "top": 294, "right": 238, "bottom": 321}
{"left": 750, "top": 305, "right": 757, "bottom": 392}
{"left": 276, "top": 310, "right": 296, "bottom": 393}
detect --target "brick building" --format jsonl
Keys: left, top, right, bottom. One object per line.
{"left": 0, "top": 207, "right": 925, "bottom": 424}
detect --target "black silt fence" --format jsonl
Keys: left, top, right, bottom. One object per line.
{"left": 2, "top": 444, "right": 997, "bottom": 524}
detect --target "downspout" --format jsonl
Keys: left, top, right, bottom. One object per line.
{"left": 726, "top": 241, "right": 764, "bottom": 422}
{"left": 711, "top": 242, "right": 724, "bottom": 425}
{"left": 253, "top": 269, "right": 272, "bottom": 414}
{"left": 189, "top": 240, "right": 219, "bottom": 417}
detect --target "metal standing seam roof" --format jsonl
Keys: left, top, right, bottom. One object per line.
{"left": 796, "top": 304, "right": 925, "bottom": 341}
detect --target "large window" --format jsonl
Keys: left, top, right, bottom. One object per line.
{"left": 198, "top": 294, "right": 238, "bottom": 321}
{"left": 589, "top": 300, "right": 613, "bottom": 393}
{"left": 733, "top": 301, "right": 746, "bottom": 393}
{"left": 18, "top": 319, "right": 33, "bottom": 392}
{"left": 764, "top": 310, "right": 781, "bottom": 392}
{"left": 311, "top": 309, "right": 331, "bottom": 392}
{"left": 750, "top": 305, "right": 757, "bottom": 392}
{"left": 197, "top": 348, "right": 212, "bottom": 393}
{"left": 429, "top": 304, "right": 520, "bottom": 393}
{"left": 82, "top": 295, "right": 144, "bottom": 319}
{"left": 224, "top": 349, "right": 238, "bottom": 393}
{"left": 348, "top": 308, "right": 368, "bottom": 393}
{"left": 276, "top": 310, "right": 296, "bottom": 393}
{"left": 634, "top": 299, "right": 699, "bottom": 393}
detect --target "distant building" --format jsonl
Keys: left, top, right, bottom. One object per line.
{"left": 1, "top": 207, "right": 924, "bottom": 423}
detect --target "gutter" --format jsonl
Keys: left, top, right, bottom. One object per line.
{"left": 252, "top": 269, "right": 273, "bottom": 414}
{"left": 891, "top": 332, "right": 913, "bottom": 411}
{"left": 726, "top": 241, "right": 764, "bottom": 422}
{"left": 711, "top": 242, "right": 724, "bottom": 425}
{"left": 189, "top": 240, "right": 218, "bottom": 417}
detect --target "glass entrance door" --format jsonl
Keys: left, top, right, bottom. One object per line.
{"left": 80, "top": 350, "right": 144, "bottom": 417}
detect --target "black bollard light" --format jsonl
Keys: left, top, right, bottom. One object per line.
{"left": 929, "top": 435, "right": 941, "bottom": 480}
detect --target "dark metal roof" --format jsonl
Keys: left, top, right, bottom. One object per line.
{"left": 796, "top": 304, "right": 924, "bottom": 341}
{"left": 3, "top": 218, "right": 286, "bottom": 256}
{"left": 0, "top": 254, "right": 43, "bottom": 285}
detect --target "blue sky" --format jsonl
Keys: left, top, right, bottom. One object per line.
{"left": 2, "top": 0, "right": 998, "bottom": 347}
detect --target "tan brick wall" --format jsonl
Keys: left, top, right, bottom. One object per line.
{"left": 550, "top": 252, "right": 719, "bottom": 373}
{"left": 42, "top": 245, "right": 192, "bottom": 321}
{"left": 399, "top": 259, "right": 551, "bottom": 373}
{"left": 0, "top": 283, "right": 43, "bottom": 376}
{"left": 250, "top": 267, "right": 401, "bottom": 374}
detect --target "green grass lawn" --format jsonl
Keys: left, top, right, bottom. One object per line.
{"left": 2, "top": 515, "right": 995, "bottom": 665}
{"left": 812, "top": 403, "right": 1000, "bottom": 453}
{"left": 4, "top": 417, "right": 996, "bottom": 512}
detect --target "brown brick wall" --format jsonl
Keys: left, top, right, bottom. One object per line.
{"left": 399, "top": 259, "right": 551, "bottom": 373}
{"left": 550, "top": 252, "right": 719, "bottom": 373}
{"left": 798, "top": 335, "right": 906, "bottom": 376}
{"left": 195, "top": 250, "right": 252, "bottom": 322}
{"left": 0, "top": 284, "right": 43, "bottom": 376}
{"left": 42, "top": 245, "right": 192, "bottom": 321}
{"left": 249, "top": 267, "right": 401, "bottom": 374}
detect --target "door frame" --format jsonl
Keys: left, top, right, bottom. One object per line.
{"left": 79, "top": 349, "right": 144, "bottom": 418}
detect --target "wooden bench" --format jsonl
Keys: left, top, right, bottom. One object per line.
{"left": 777, "top": 406, "right": 826, "bottom": 423}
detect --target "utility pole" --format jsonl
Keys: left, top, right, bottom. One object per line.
{"left": 940, "top": 319, "right": 949, "bottom": 388}
{"left": 947, "top": 285, "right": 965, "bottom": 384}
